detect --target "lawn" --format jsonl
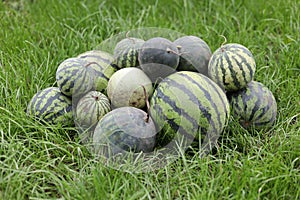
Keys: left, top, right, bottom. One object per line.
{"left": 0, "top": 0, "right": 299, "bottom": 199}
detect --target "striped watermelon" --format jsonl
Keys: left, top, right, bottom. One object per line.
{"left": 208, "top": 43, "right": 256, "bottom": 92}
{"left": 56, "top": 57, "right": 93, "bottom": 97}
{"left": 75, "top": 91, "right": 111, "bottom": 131}
{"left": 227, "top": 81, "right": 277, "bottom": 129}
{"left": 150, "top": 71, "right": 230, "bottom": 153}
{"left": 174, "top": 35, "right": 212, "bottom": 75}
{"left": 77, "top": 50, "right": 118, "bottom": 93}
{"left": 92, "top": 107, "right": 156, "bottom": 157}
{"left": 113, "top": 37, "right": 145, "bottom": 68}
{"left": 26, "top": 87, "right": 73, "bottom": 125}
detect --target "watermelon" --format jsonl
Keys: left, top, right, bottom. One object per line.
{"left": 75, "top": 91, "right": 111, "bottom": 131}
{"left": 56, "top": 57, "right": 94, "bottom": 97}
{"left": 77, "top": 50, "right": 118, "bottom": 93}
{"left": 174, "top": 35, "right": 212, "bottom": 75}
{"left": 92, "top": 107, "right": 156, "bottom": 157}
{"left": 27, "top": 87, "right": 73, "bottom": 125}
{"left": 150, "top": 71, "right": 230, "bottom": 153}
{"left": 227, "top": 81, "right": 277, "bottom": 129}
{"left": 208, "top": 43, "right": 256, "bottom": 92}
{"left": 107, "top": 67, "right": 153, "bottom": 109}
{"left": 138, "top": 37, "right": 179, "bottom": 83}
{"left": 113, "top": 37, "right": 145, "bottom": 68}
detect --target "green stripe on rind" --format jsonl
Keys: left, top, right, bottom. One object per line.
{"left": 150, "top": 71, "right": 230, "bottom": 147}
{"left": 116, "top": 48, "right": 138, "bottom": 68}
{"left": 208, "top": 43, "right": 256, "bottom": 92}
{"left": 76, "top": 52, "right": 117, "bottom": 92}
{"left": 75, "top": 91, "right": 111, "bottom": 129}
{"left": 27, "top": 87, "right": 73, "bottom": 124}
{"left": 151, "top": 85, "right": 203, "bottom": 141}
{"left": 228, "top": 81, "right": 277, "bottom": 129}
{"left": 56, "top": 58, "right": 93, "bottom": 97}
{"left": 178, "top": 72, "right": 229, "bottom": 134}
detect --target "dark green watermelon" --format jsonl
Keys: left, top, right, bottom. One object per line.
{"left": 138, "top": 37, "right": 179, "bottom": 83}
{"left": 92, "top": 107, "right": 156, "bottom": 157}
{"left": 174, "top": 35, "right": 212, "bottom": 75}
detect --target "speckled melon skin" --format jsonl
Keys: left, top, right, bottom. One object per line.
{"left": 77, "top": 50, "right": 118, "bottom": 93}
{"left": 208, "top": 43, "right": 256, "bottom": 92}
{"left": 174, "top": 35, "right": 212, "bottom": 75}
{"left": 27, "top": 87, "right": 73, "bottom": 125}
{"left": 92, "top": 107, "right": 157, "bottom": 157}
{"left": 107, "top": 67, "right": 153, "bottom": 109}
{"left": 113, "top": 37, "right": 145, "bottom": 68}
{"left": 227, "top": 81, "right": 277, "bottom": 129}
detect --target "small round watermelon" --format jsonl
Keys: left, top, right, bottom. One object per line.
{"left": 113, "top": 37, "right": 145, "bottom": 68}
{"left": 56, "top": 57, "right": 94, "bottom": 97}
{"left": 92, "top": 107, "right": 156, "bottom": 157}
{"left": 77, "top": 50, "right": 118, "bottom": 93}
{"left": 208, "top": 43, "right": 256, "bottom": 92}
{"left": 174, "top": 35, "right": 212, "bottom": 75}
{"left": 27, "top": 87, "right": 73, "bottom": 125}
{"left": 107, "top": 67, "right": 153, "bottom": 109}
{"left": 138, "top": 37, "right": 179, "bottom": 83}
{"left": 75, "top": 91, "right": 111, "bottom": 131}
{"left": 150, "top": 71, "right": 230, "bottom": 153}
{"left": 227, "top": 81, "right": 277, "bottom": 129}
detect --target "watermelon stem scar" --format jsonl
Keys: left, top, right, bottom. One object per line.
{"left": 84, "top": 61, "right": 100, "bottom": 68}
{"left": 219, "top": 35, "right": 227, "bottom": 52}
{"left": 166, "top": 47, "right": 181, "bottom": 56}
{"left": 142, "top": 85, "right": 150, "bottom": 123}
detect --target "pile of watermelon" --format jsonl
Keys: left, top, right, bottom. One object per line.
{"left": 27, "top": 30, "right": 277, "bottom": 160}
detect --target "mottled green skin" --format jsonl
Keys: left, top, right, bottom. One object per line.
{"left": 77, "top": 50, "right": 118, "bottom": 93}
{"left": 227, "top": 81, "right": 277, "bottom": 129}
{"left": 138, "top": 37, "right": 179, "bottom": 82}
{"left": 150, "top": 71, "right": 230, "bottom": 150}
{"left": 174, "top": 35, "right": 212, "bottom": 75}
{"left": 113, "top": 37, "right": 145, "bottom": 68}
{"left": 92, "top": 107, "right": 156, "bottom": 157}
{"left": 27, "top": 87, "right": 73, "bottom": 125}
{"left": 208, "top": 43, "right": 256, "bottom": 92}
{"left": 75, "top": 91, "right": 111, "bottom": 130}
{"left": 56, "top": 57, "right": 93, "bottom": 97}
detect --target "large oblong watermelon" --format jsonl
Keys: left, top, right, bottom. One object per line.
{"left": 227, "top": 81, "right": 277, "bottom": 130}
{"left": 208, "top": 43, "right": 256, "bottom": 92}
{"left": 26, "top": 87, "right": 73, "bottom": 125}
{"left": 150, "top": 71, "right": 230, "bottom": 153}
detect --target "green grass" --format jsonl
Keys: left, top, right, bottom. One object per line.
{"left": 1, "top": 0, "right": 299, "bottom": 199}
